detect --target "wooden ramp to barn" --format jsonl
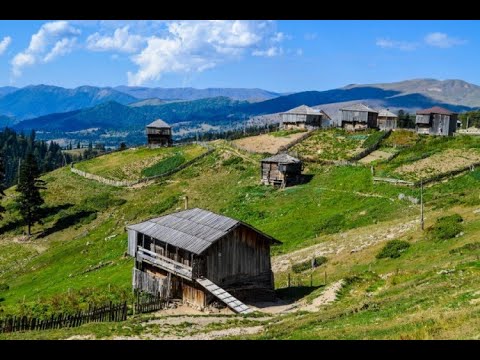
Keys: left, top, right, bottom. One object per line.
{"left": 196, "top": 278, "right": 253, "bottom": 315}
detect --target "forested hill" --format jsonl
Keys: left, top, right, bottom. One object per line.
{"left": 0, "top": 128, "right": 70, "bottom": 187}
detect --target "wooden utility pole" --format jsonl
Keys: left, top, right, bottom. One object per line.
{"left": 420, "top": 179, "right": 424, "bottom": 231}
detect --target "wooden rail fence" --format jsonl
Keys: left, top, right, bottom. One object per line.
{"left": 0, "top": 301, "right": 127, "bottom": 334}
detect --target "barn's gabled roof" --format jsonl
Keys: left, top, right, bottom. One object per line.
{"left": 416, "top": 106, "right": 456, "bottom": 116}
{"left": 146, "top": 119, "right": 171, "bottom": 128}
{"left": 340, "top": 103, "right": 378, "bottom": 113}
{"left": 283, "top": 105, "right": 320, "bottom": 115}
{"left": 378, "top": 109, "right": 398, "bottom": 118}
{"left": 261, "top": 153, "right": 302, "bottom": 164}
{"left": 127, "top": 208, "right": 280, "bottom": 254}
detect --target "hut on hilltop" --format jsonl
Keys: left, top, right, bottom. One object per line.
{"left": 339, "top": 103, "right": 378, "bottom": 131}
{"left": 377, "top": 109, "right": 398, "bottom": 131}
{"left": 415, "top": 106, "right": 458, "bottom": 136}
{"left": 146, "top": 119, "right": 172, "bottom": 147}
{"left": 280, "top": 105, "right": 331, "bottom": 130}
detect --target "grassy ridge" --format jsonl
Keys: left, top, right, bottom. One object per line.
{"left": 75, "top": 144, "right": 205, "bottom": 181}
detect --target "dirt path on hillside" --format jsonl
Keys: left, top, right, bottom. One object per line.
{"left": 302, "top": 280, "right": 345, "bottom": 312}
{"left": 250, "top": 279, "right": 345, "bottom": 314}
{"left": 316, "top": 187, "right": 395, "bottom": 202}
{"left": 272, "top": 218, "right": 419, "bottom": 273}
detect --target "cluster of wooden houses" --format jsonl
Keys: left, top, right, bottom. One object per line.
{"left": 279, "top": 103, "right": 459, "bottom": 137}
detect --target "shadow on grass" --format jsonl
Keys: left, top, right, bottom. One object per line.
{"left": 38, "top": 203, "right": 74, "bottom": 219}
{"left": 300, "top": 174, "right": 314, "bottom": 185}
{"left": 275, "top": 285, "right": 324, "bottom": 303}
{"left": 0, "top": 219, "right": 25, "bottom": 234}
{"left": 0, "top": 204, "right": 74, "bottom": 234}
{"left": 38, "top": 210, "right": 97, "bottom": 238}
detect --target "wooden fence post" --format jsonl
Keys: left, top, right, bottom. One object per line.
{"left": 287, "top": 273, "right": 291, "bottom": 288}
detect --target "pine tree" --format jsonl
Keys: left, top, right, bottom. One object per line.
{"left": 0, "top": 151, "right": 6, "bottom": 220}
{"left": 15, "top": 153, "right": 46, "bottom": 236}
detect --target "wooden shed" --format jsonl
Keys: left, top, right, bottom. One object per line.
{"left": 415, "top": 106, "right": 458, "bottom": 137}
{"left": 261, "top": 153, "right": 302, "bottom": 187}
{"left": 127, "top": 208, "right": 281, "bottom": 313}
{"left": 339, "top": 103, "right": 378, "bottom": 131}
{"left": 281, "top": 105, "right": 331, "bottom": 130}
{"left": 377, "top": 109, "right": 398, "bottom": 131}
{"left": 146, "top": 119, "right": 172, "bottom": 147}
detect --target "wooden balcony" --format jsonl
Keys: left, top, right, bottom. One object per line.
{"left": 137, "top": 247, "right": 193, "bottom": 280}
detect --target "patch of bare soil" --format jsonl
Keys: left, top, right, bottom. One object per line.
{"left": 301, "top": 280, "right": 345, "bottom": 312}
{"left": 395, "top": 148, "right": 480, "bottom": 180}
{"left": 233, "top": 132, "right": 307, "bottom": 154}
{"left": 359, "top": 150, "right": 395, "bottom": 164}
{"left": 272, "top": 218, "right": 418, "bottom": 273}
{"left": 249, "top": 280, "right": 345, "bottom": 314}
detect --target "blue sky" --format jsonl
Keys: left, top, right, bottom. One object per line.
{"left": 0, "top": 20, "right": 478, "bottom": 92}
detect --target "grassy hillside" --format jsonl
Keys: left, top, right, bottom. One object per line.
{"left": 74, "top": 144, "right": 206, "bottom": 181}
{"left": 0, "top": 133, "right": 480, "bottom": 339}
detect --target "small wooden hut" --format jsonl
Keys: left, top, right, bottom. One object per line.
{"left": 339, "top": 103, "right": 378, "bottom": 131}
{"left": 415, "top": 106, "right": 458, "bottom": 136}
{"left": 260, "top": 153, "right": 302, "bottom": 187}
{"left": 127, "top": 208, "right": 280, "bottom": 313}
{"left": 377, "top": 109, "right": 398, "bottom": 131}
{"left": 146, "top": 119, "right": 172, "bottom": 147}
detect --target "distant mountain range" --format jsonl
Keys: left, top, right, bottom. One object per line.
{"left": 5, "top": 78, "right": 480, "bottom": 137}
{"left": 344, "top": 78, "right": 480, "bottom": 107}
{"left": 0, "top": 85, "right": 137, "bottom": 121}
{"left": 114, "top": 86, "right": 282, "bottom": 102}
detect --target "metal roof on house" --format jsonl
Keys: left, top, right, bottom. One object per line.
{"left": 378, "top": 109, "right": 398, "bottom": 118}
{"left": 340, "top": 103, "right": 378, "bottom": 113}
{"left": 282, "top": 105, "right": 320, "bottom": 115}
{"left": 416, "top": 106, "right": 456, "bottom": 115}
{"left": 261, "top": 153, "right": 302, "bottom": 164}
{"left": 127, "top": 208, "right": 280, "bottom": 255}
{"left": 146, "top": 119, "right": 171, "bottom": 128}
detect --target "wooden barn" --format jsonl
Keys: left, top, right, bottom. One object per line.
{"left": 280, "top": 105, "right": 331, "bottom": 130}
{"left": 146, "top": 119, "right": 172, "bottom": 147}
{"left": 261, "top": 153, "right": 303, "bottom": 187}
{"left": 127, "top": 208, "right": 280, "bottom": 313}
{"left": 377, "top": 109, "right": 398, "bottom": 131}
{"left": 339, "top": 103, "right": 378, "bottom": 131}
{"left": 415, "top": 106, "right": 458, "bottom": 136}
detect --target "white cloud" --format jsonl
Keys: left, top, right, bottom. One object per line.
{"left": 304, "top": 32, "right": 317, "bottom": 41}
{"left": 375, "top": 38, "right": 418, "bottom": 51}
{"left": 0, "top": 36, "right": 12, "bottom": 55}
{"left": 86, "top": 26, "right": 145, "bottom": 53}
{"left": 271, "top": 32, "right": 286, "bottom": 42}
{"left": 11, "top": 20, "right": 80, "bottom": 76}
{"left": 296, "top": 48, "right": 303, "bottom": 56}
{"left": 252, "top": 46, "right": 283, "bottom": 57}
{"left": 127, "top": 20, "right": 277, "bottom": 86}
{"left": 424, "top": 32, "right": 466, "bottom": 48}
{"left": 44, "top": 37, "right": 77, "bottom": 62}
